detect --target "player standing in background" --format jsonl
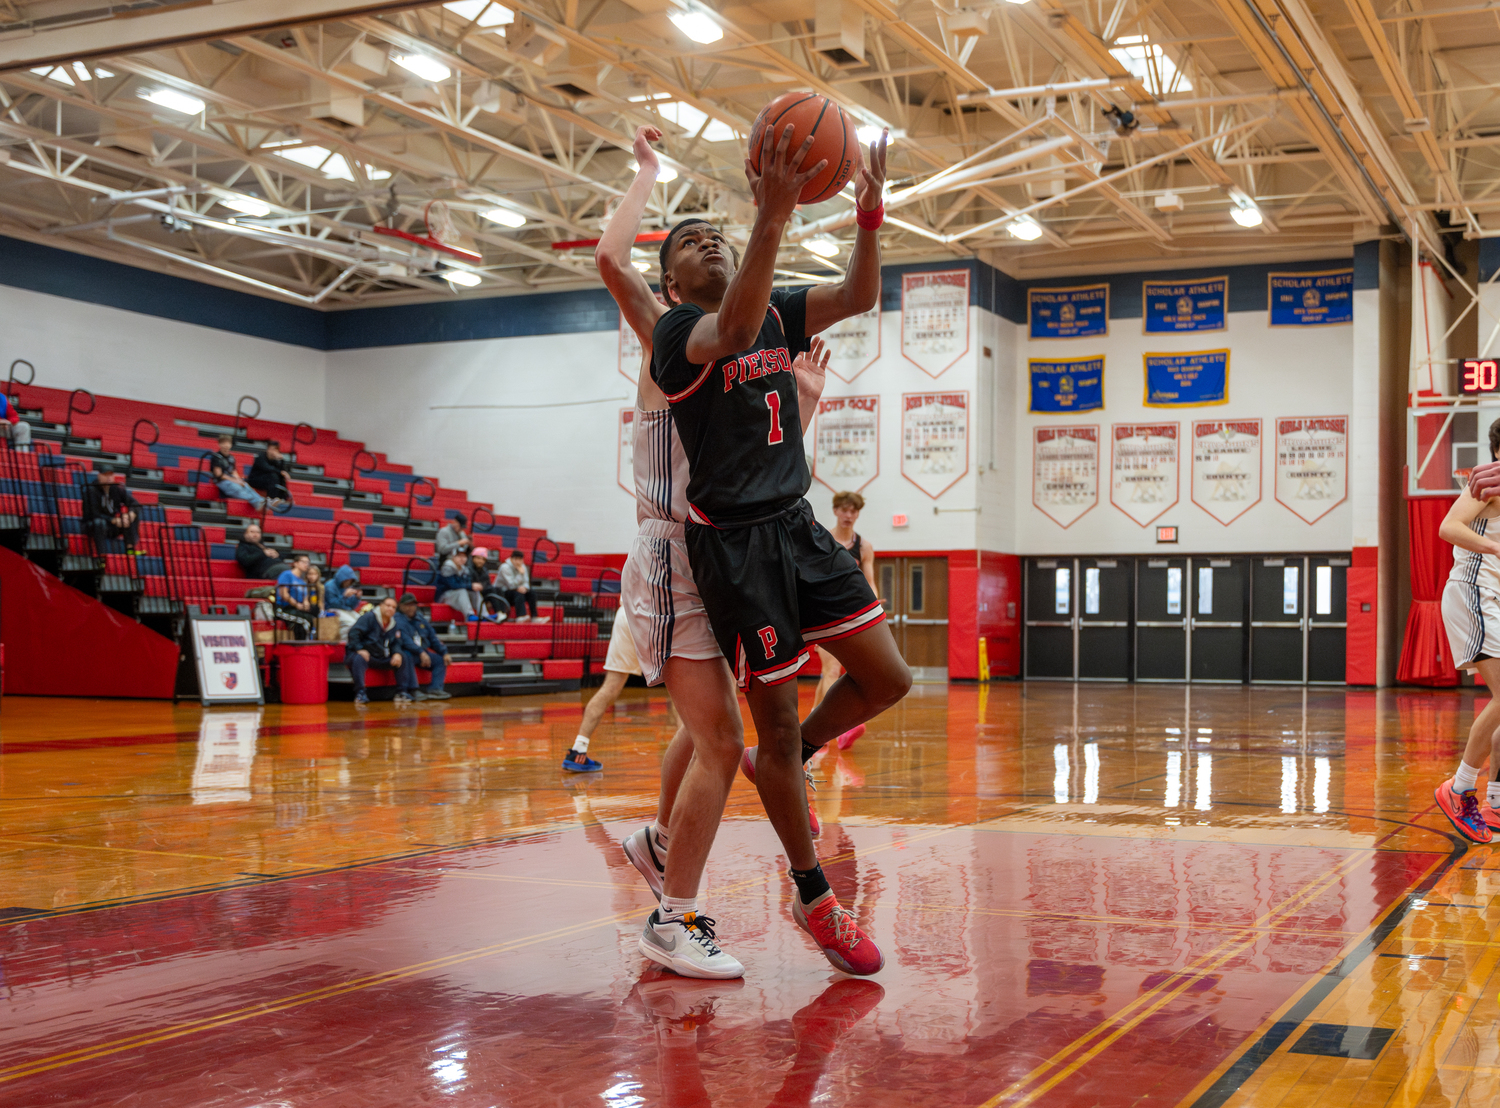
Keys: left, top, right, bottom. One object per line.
{"left": 652, "top": 123, "right": 909, "bottom": 976}
{"left": 812, "top": 490, "right": 877, "bottom": 753}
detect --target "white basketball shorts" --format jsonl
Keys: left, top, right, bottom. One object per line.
{"left": 620, "top": 517, "right": 723, "bottom": 686}
{"left": 1441, "top": 578, "right": 1500, "bottom": 670}
{"left": 602, "top": 605, "right": 641, "bottom": 676}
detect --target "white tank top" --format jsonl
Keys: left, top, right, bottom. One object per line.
{"left": 1450, "top": 517, "right": 1500, "bottom": 593}
{"left": 632, "top": 406, "right": 691, "bottom": 525}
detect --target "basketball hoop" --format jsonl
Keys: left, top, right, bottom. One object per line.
{"left": 369, "top": 198, "right": 482, "bottom": 263}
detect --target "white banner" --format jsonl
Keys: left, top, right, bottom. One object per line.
{"left": 824, "top": 306, "right": 881, "bottom": 383}
{"left": 1275, "top": 416, "right": 1348, "bottom": 523}
{"left": 902, "top": 391, "right": 969, "bottom": 498}
{"left": 618, "top": 325, "right": 642, "bottom": 384}
{"left": 193, "top": 710, "right": 260, "bottom": 804}
{"left": 1110, "top": 423, "right": 1180, "bottom": 527}
{"left": 901, "top": 270, "right": 970, "bottom": 377}
{"left": 617, "top": 407, "right": 635, "bottom": 496}
{"left": 1032, "top": 426, "right": 1099, "bottom": 529}
{"left": 813, "top": 395, "right": 879, "bottom": 492}
{"left": 1191, "top": 419, "right": 1262, "bottom": 525}
{"left": 190, "top": 617, "right": 262, "bottom": 704}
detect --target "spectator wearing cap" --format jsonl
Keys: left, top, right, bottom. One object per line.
{"left": 248, "top": 440, "right": 293, "bottom": 504}
{"left": 469, "top": 547, "right": 510, "bottom": 620}
{"left": 395, "top": 592, "right": 450, "bottom": 700}
{"left": 275, "top": 553, "right": 316, "bottom": 640}
{"left": 0, "top": 392, "right": 31, "bottom": 452}
{"left": 346, "top": 595, "right": 414, "bottom": 705}
{"left": 81, "top": 465, "right": 143, "bottom": 553}
{"left": 435, "top": 514, "right": 472, "bottom": 563}
{"left": 436, "top": 548, "right": 488, "bottom": 622}
{"left": 208, "top": 434, "right": 269, "bottom": 511}
{"left": 497, "top": 549, "right": 539, "bottom": 622}
{"left": 235, "top": 522, "right": 287, "bottom": 581}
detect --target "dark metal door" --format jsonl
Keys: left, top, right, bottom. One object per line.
{"left": 1078, "top": 557, "right": 1132, "bottom": 680}
{"left": 1307, "top": 556, "right": 1349, "bottom": 683}
{"left": 1025, "top": 558, "right": 1075, "bottom": 679}
{"left": 1190, "top": 557, "right": 1248, "bottom": 682}
{"left": 1251, "top": 556, "right": 1305, "bottom": 682}
{"left": 1135, "top": 557, "right": 1188, "bottom": 681}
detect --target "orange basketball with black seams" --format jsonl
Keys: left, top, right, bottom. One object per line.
{"left": 747, "top": 92, "right": 860, "bottom": 206}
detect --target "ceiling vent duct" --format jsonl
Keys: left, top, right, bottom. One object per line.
{"left": 814, "top": 0, "right": 865, "bottom": 68}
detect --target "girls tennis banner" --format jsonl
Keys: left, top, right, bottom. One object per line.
{"left": 1110, "top": 423, "right": 1180, "bottom": 526}
{"left": 1144, "top": 350, "right": 1229, "bottom": 407}
{"left": 1143, "top": 277, "right": 1228, "bottom": 333}
{"left": 1269, "top": 270, "right": 1353, "bottom": 326}
{"left": 901, "top": 392, "right": 969, "bottom": 498}
{"left": 1275, "top": 416, "right": 1348, "bottom": 523}
{"left": 1033, "top": 426, "right": 1099, "bottom": 528}
{"left": 901, "top": 270, "right": 970, "bottom": 377}
{"left": 1192, "top": 419, "right": 1261, "bottom": 525}
{"left": 813, "top": 395, "right": 879, "bottom": 492}
{"left": 1028, "top": 284, "right": 1109, "bottom": 339}
{"left": 1029, "top": 357, "right": 1104, "bottom": 413}
{"left": 823, "top": 305, "right": 881, "bottom": 383}
{"left": 618, "top": 325, "right": 642, "bottom": 383}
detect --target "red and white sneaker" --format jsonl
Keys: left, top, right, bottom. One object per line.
{"left": 740, "top": 747, "right": 820, "bottom": 837}
{"left": 1483, "top": 798, "right": 1500, "bottom": 833}
{"left": 792, "top": 889, "right": 884, "bottom": 976}
{"left": 836, "top": 724, "right": 865, "bottom": 751}
{"left": 1436, "top": 780, "right": 1493, "bottom": 844}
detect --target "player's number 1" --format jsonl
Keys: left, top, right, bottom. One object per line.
{"left": 765, "top": 390, "right": 783, "bottom": 445}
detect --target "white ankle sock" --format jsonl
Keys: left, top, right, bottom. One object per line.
{"left": 660, "top": 895, "right": 697, "bottom": 921}
{"left": 653, "top": 822, "right": 670, "bottom": 849}
{"left": 571, "top": 734, "right": 590, "bottom": 753}
{"left": 1456, "top": 761, "right": 1484, "bottom": 793}
{"left": 1488, "top": 781, "right": 1500, "bottom": 808}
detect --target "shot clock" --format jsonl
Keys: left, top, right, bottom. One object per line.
{"left": 1461, "top": 358, "right": 1500, "bottom": 394}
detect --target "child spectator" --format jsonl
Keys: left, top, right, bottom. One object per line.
{"left": 275, "top": 553, "right": 316, "bottom": 640}
{"left": 498, "top": 549, "right": 539, "bottom": 622}
{"left": 469, "top": 547, "right": 511, "bottom": 620}
{"left": 303, "top": 563, "right": 329, "bottom": 615}
{"left": 325, "top": 564, "right": 367, "bottom": 638}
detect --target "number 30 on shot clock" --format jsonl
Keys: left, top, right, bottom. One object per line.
{"left": 1462, "top": 358, "right": 1500, "bottom": 393}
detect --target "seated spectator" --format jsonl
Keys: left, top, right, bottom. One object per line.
{"left": 436, "top": 549, "right": 488, "bottom": 622}
{"left": 303, "top": 563, "right": 329, "bottom": 617}
{"left": 325, "top": 564, "right": 368, "bottom": 638}
{"left": 81, "top": 465, "right": 143, "bottom": 554}
{"left": 469, "top": 547, "right": 511, "bottom": 620}
{"left": 498, "top": 549, "right": 539, "bottom": 622}
{"left": 235, "top": 522, "right": 287, "bottom": 580}
{"left": 248, "top": 440, "right": 293, "bottom": 504}
{"left": 435, "top": 514, "right": 472, "bottom": 562}
{"left": 346, "top": 595, "right": 414, "bottom": 706}
{"left": 395, "top": 592, "right": 451, "bottom": 701}
{"left": 275, "top": 553, "right": 316, "bottom": 640}
{"left": 208, "top": 433, "right": 273, "bottom": 511}
{"left": 0, "top": 392, "right": 31, "bottom": 452}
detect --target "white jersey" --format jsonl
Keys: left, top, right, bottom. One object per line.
{"left": 1449, "top": 518, "right": 1500, "bottom": 594}
{"left": 632, "top": 406, "right": 691, "bottom": 525}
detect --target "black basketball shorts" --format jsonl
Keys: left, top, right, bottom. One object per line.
{"left": 685, "top": 499, "right": 885, "bottom": 688}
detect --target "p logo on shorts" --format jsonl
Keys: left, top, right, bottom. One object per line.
{"left": 757, "top": 626, "right": 778, "bottom": 659}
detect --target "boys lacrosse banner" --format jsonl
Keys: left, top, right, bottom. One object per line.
{"left": 1033, "top": 426, "right": 1100, "bottom": 528}
{"left": 813, "top": 395, "right": 880, "bottom": 492}
{"left": 901, "top": 270, "right": 970, "bottom": 377}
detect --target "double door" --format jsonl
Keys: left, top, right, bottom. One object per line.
{"left": 1024, "top": 557, "right": 1133, "bottom": 681}
{"left": 1136, "top": 557, "right": 1248, "bottom": 682}
{"left": 875, "top": 556, "right": 949, "bottom": 681}
{"left": 1248, "top": 555, "right": 1348, "bottom": 683}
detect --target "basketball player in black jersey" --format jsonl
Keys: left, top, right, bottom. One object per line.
{"left": 651, "top": 123, "right": 910, "bottom": 975}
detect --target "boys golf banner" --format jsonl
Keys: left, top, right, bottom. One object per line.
{"left": 1028, "top": 283, "right": 1109, "bottom": 339}
{"left": 1029, "top": 356, "right": 1105, "bottom": 413}
{"left": 813, "top": 395, "right": 880, "bottom": 492}
{"left": 1143, "top": 276, "right": 1228, "bottom": 333}
{"left": 1144, "top": 350, "right": 1229, "bottom": 407}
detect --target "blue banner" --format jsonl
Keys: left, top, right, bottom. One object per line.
{"left": 1030, "top": 357, "right": 1105, "bottom": 413}
{"left": 1144, "top": 350, "right": 1229, "bottom": 407}
{"left": 1029, "top": 284, "right": 1109, "bottom": 339}
{"left": 1268, "top": 269, "right": 1353, "bottom": 326}
{"left": 1143, "top": 276, "right": 1227, "bottom": 333}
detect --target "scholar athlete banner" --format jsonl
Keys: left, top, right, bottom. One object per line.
{"left": 902, "top": 392, "right": 969, "bottom": 498}
{"left": 1192, "top": 419, "right": 1262, "bottom": 525}
{"left": 1144, "top": 350, "right": 1229, "bottom": 407}
{"left": 1029, "top": 356, "right": 1104, "bottom": 414}
{"left": 1028, "top": 284, "right": 1108, "bottom": 339}
{"left": 901, "top": 270, "right": 970, "bottom": 377}
{"left": 823, "top": 305, "right": 881, "bottom": 383}
{"left": 1269, "top": 270, "right": 1353, "bottom": 327}
{"left": 1110, "top": 423, "right": 1180, "bottom": 526}
{"left": 1143, "top": 276, "right": 1227, "bottom": 333}
{"left": 1033, "top": 426, "right": 1099, "bottom": 528}
{"left": 1275, "top": 416, "right": 1348, "bottom": 523}
{"left": 813, "top": 395, "right": 879, "bottom": 492}
{"left": 618, "top": 325, "right": 642, "bottom": 383}
{"left": 617, "top": 408, "right": 634, "bottom": 495}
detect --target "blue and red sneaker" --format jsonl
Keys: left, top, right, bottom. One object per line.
{"left": 562, "top": 749, "right": 602, "bottom": 773}
{"left": 1435, "top": 780, "right": 1493, "bottom": 844}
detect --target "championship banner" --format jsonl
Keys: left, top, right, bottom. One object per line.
{"left": 1110, "top": 423, "right": 1180, "bottom": 526}
{"left": 824, "top": 305, "right": 881, "bottom": 383}
{"left": 901, "top": 269, "right": 970, "bottom": 377}
{"left": 1028, "top": 284, "right": 1109, "bottom": 339}
{"left": 1143, "top": 276, "right": 1227, "bottom": 333}
{"left": 189, "top": 616, "right": 263, "bottom": 705}
{"left": 1275, "top": 416, "right": 1348, "bottom": 523}
{"left": 1269, "top": 270, "right": 1353, "bottom": 327}
{"left": 1192, "top": 419, "right": 1262, "bottom": 525}
{"left": 193, "top": 710, "right": 259, "bottom": 804}
{"left": 1029, "top": 356, "right": 1104, "bottom": 414}
{"left": 813, "top": 395, "right": 880, "bottom": 492}
{"left": 618, "top": 325, "right": 642, "bottom": 383}
{"left": 1033, "top": 426, "right": 1099, "bottom": 529}
{"left": 617, "top": 408, "right": 635, "bottom": 495}
{"left": 901, "top": 392, "right": 969, "bottom": 498}
{"left": 1144, "top": 349, "right": 1229, "bottom": 407}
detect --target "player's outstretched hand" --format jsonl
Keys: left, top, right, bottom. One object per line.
{"left": 855, "top": 128, "right": 888, "bottom": 213}
{"left": 794, "top": 336, "right": 830, "bottom": 399}
{"left": 746, "top": 123, "right": 827, "bottom": 222}
{"left": 1472, "top": 460, "right": 1500, "bottom": 501}
{"left": 633, "top": 125, "right": 664, "bottom": 180}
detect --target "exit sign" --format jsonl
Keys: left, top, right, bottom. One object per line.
{"left": 1157, "top": 525, "right": 1179, "bottom": 543}
{"left": 892, "top": 513, "right": 909, "bottom": 528}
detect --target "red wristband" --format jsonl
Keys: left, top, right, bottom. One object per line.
{"left": 856, "top": 203, "right": 884, "bottom": 230}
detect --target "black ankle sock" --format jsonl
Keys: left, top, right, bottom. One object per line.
{"left": 789, "top": 864, "right": 831, "bottom": 904}
{"left": 800, "top": 741, "right": 821, "bottom": 764}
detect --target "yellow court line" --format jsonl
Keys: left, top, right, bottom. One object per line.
{"left": 0, "top": 837, "right": 323, "bottom": 868}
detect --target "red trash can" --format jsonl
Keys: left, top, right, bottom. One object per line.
{"left": 279, "top": 645, "right": 330, "bottom": 705}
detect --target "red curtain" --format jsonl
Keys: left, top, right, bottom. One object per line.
{"left": 1398, "top": 496, "right": 1459, "bottom": 686}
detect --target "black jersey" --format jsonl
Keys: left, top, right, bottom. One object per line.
{"left": 651, "top": 288, "right": 813, "bottom": 527}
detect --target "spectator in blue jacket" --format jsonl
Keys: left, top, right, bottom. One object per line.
{"left": 326, "top": 564, "right": 366, "bottom": 638}
{"left": 396, "top": 593, "right": 450, "bottom": 700}
{"left": 346, "top": 595, "right": 414, "bottom": 705}
{"left": 437, "top": 549, "right": 486, "bottom": 621}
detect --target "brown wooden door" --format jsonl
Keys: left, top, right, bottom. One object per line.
{"left": 875, "top": 556, "right": 949, "bottom": 679}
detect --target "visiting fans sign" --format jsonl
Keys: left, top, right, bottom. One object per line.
{"left": 902, "top": 392, "right": 969, "bottom": 498}
{"left": 1192, "top": 420, "right": 1262, "bottom": 525}
{"left": 813, "top": 395, "right": 879, "bottom": 492}
{"left": 823, "top": 305, "right": 881, "bottom": 383}
{"left": 901, "top": 270, "right": 970, "bottom": 377}
{"left": 1032, "top": 426, "right": 1099, "bottom": 528}
{"left": 190, "top": 616, "right": 263, "bottom": 705}
{"left": 1110, "top": 423, "right": 1180, "bottom": 526}
{"left": 1275, "top": 416, "right": 1348, "bottom": 523}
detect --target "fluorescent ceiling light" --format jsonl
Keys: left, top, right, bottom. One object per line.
{"left": 1230, "top": 205, "right": 1263, "bottom": 227}
{"left": 393, "top": 53, "right": 452, "bottom": 82}
{"left": 366, "top": 166, "right": 393, "bottom": 181}
{"left": 632, "top": 260, "right": 651, "bottom": 272}
{"left": 483, "top": 206, "right": 527, "bottom": 228}
{"left": 655, "top": 101, "right": 736, "bottom": 143}
{"left": 139, "top": 88, "right": 205, "bottom": 115}
{"left": 1003, "top": 0, "right": 1028, "bottom": 5}
{"left": 1008, "top": 217, "right": 1044, "bottom": 240}
{"left": 803, "top": 237, "right": 840, "bottom": 258}
{"left": 444, "top": 270, "right": 482, "bottom": 287}
{"left": 669, "top": 9, "right": 723, "bottom": 44}
{"left": 856, "top": 124, "right": 884, "bottom": 144}
{"left": 221, "top": 196, "right": 271, "bottom": 217}
{"left": 443, "top": 0, "right": 513, "bottom": 26}
{"left": 273, "top": 145, "right": 355, "bottom": 181}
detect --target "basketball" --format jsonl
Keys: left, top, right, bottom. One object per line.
{"left": 747, "top": 92, "right": 860, "bottom": 205}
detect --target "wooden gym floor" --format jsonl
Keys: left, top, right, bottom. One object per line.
{"left": 0, "top": 681, "right": 1495, "bottom": 1107}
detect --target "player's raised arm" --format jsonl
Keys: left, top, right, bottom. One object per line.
{"left": 805, "top": 130, "right": 887, "bottom": 335}
{"left": 1439, "top": 488, "right": 1500, "bottom": 555}
{"left": 793, "top": 336, "right": 829, "bottom": 432}
{"left": 595, "top": 126, "right": 668, "bottom": 345}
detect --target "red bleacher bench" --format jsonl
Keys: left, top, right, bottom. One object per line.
{"left": 362, "top": 660, "right": 484, "bottom": 688}
{"left": 505, "top": 641, "right": 551, "bottom": 660}
{"left": 543, "top": 659, "right": 583, "bottom": 680}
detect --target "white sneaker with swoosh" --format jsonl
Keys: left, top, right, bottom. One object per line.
{"left": 638, "top": 909, "right": 745, "bottom": 979}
